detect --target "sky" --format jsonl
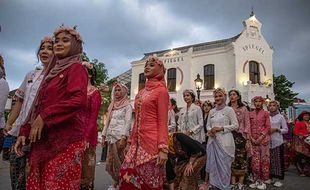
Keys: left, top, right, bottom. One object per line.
{"left": 0, "top": 0, "right": 309, "bottom": 101}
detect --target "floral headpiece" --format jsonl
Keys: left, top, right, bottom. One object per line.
{"left": 213, "top": 88, "right": 227, "bottom": 97}
{"left": 53, "top": 25, "right": 83, "bottom": 43}
{"left": 82, "top": 61, "right": 94, "bottom": 70}
{"left": 252, "top": 96, "right": 265, "bottom": 102}
{"left": 40, "top": 36, "right": 53, "bottom": 45}
{"left": 146, "top": 55, "right": 164, "bottom": 66}
{"left": 183, "top": 89, "right": 196, "bottom": 96}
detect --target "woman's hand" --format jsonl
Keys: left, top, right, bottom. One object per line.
{"left": 85, "top": 141, "right": 90, "bottom": 150}
{"left": 3, "top": 123, "right": 12, "bottom": 136}
{"left": 211, "top": 127, "right": 223, "bottom": 134}
{"left": 207, "top": 130, "right": 215, "bottom": 137}
{"left": 157, "top": 150, "right": 168, "bottom": 166}
{"left": 14, "top": 136, "right": 26, "bottom": 157}
{"left": 29, "top": 115, "right": 44, "bottom": 143}
{"left": 251, "top": 137, "right": 258, "bottom": 145}
{"left": 184, "top": 162, "right": 194, "bottom": 176}
{"left": 270, "top": 128, "right": 279, "bottom": 134}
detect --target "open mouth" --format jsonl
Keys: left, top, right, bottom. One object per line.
{"left": 40, "top": 55, "right": 49, "bottom": 61}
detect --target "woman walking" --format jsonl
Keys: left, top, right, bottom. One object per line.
{"left": 103, "top": 82, "right": 132, "bottom": 190}
{"left": 15, "top": 26, "right": 88, "bottom": 189}
{"left": 119, "top": 56, "right": 169, "bottom": 190}
{"left": 4, "top": 36, "right": 53, "bottom": 190}
{"left": 80, "top": 62, "right": 102, "bottom": 190}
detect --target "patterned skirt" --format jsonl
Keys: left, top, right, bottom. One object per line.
{"left": 26, "top": 141, "right": 84, "bottom": 190}
{"left": 284, "top": 139, "right": 295, "bottom": 171}
{"left": 9, "top": 136, "right": 27, "bottom": 190}
{"left": 174, "top": 156, "right": 207, "bottom": 189}
{"left": 119, "top": 159, "right": 165, "bottom": 190}
{"left": 295, "top": 136, "right": 310, "bottom": 176}
{"left": 106, "top": 140, "right": 126, "bottom": 183}
{"left": 270, "top": 144, "right": 285, "bottom": 180}
{"left": 81, "top": 145, "right": 96, "bottom": 189}
{"left": 231, "top": 131, "right": 248, "bottom": 175}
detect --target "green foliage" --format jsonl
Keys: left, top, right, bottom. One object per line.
{"left": 81, "top": 52, "right": 108, "bottom": 86}
{"left": 273, "top": 74, "right": 299, "bottom": 111}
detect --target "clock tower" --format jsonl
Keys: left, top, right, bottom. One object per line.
{"left": 243, "top": 11, "right": 262, "bottom": 40}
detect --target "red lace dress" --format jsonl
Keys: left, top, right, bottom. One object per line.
{"left": 119, "top": 79, "right": 169, "bottom": 190}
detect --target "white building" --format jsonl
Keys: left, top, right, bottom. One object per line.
{"left": 122, "top": 13, "right": 274, "bottom": 107}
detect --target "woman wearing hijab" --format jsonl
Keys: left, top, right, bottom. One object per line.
{"left": 102, "top": 82, "right": 132, "bottom": 190}
{"left": 228, "top": 90, "right": 251, "bottom": 190}
{"left": 119, "top": 56, "right": 169, "bottom": 190}
{"left": 3, "top": 37, "right": 53, "bottom": 190}
{"left": 15, "top": 26, "right": 88, "bottom": 189}
{"left": 80, "top": 62, "right": 102, "bottom": 190}
{"left": 293, "top": 110, "right": 310, "bottom": 176}
{"left": 178, "top": 89, "right": 204, "bottom": 143}
{"left": 268, "top": 100, "right": 288, "bottom": 187}
{"left": 166, "top": 133, "right": 207, "bottom": 190}
{"left": 249, "top": 96, "right": 271, "bottom": 190}
{"left": 205, "top": 88, "right": 239, "bottom": 190}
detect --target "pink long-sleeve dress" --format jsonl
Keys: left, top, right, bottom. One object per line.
{"left": 119, "top": 79, "right": 169, "bottom": 190}
{"left": 249, "top": 108, "right": 271, "bottom": 182}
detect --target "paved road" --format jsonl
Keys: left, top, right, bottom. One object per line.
{"left": 1, "top": 147, "right": 310, "bottom": 190}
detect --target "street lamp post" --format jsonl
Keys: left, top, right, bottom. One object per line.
{"left": 194, "top": 74, "right": 203, "bottom": 100}
{"left": 265, "top": 95, "right": 271, "bottom": 105}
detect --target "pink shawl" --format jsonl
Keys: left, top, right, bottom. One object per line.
{"left": 106, "top": 83, "right": 130, "bottom": 126}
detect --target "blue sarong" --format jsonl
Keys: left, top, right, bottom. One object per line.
{"left": 206, "top": 139, "right": 233, "bottom": 190}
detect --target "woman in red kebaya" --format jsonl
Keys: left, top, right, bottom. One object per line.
{"left": 80, "top": 62, "right": 102, "bottom": 190}
{"left": 119, "top": 56, "right": 169, "bottom": 190}
{"left": 15, "top": 26, "right": 88, "bottom": 189}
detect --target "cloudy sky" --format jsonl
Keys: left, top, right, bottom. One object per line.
{"left": 1, "top": 0, "right": 309, "bottom": 101}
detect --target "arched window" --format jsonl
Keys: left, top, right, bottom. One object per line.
{"left": 249, "top": 61, "right": 260, "bottom": 84}
{"left": 167, "top": 68, "right": 177, "bottom": 92}
{"left": 204, "top": 64, "right": 214, "bottom": 90}
{"left": 138, "top": 73, "right": 146, "bottom": 90}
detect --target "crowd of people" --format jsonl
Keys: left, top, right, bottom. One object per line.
{"left": 0, "top": 26, "right": 309, "bottom": 190}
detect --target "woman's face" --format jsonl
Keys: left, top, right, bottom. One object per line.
{"left": 144, "top": 61, "right": 160, "bottom": 78}
{"left": 39, "top": 42, "right": 53, "bottom": 65}
{"left": 229, "top": 91, "right": 239, "bottom": 103}
{"left": 268, "top": 102, "right": 278, "bottom": 112}
{"left": 114, "top": 86, "right": 122, "bottom": 100}
{"left": 203, "top": 104, "right": 212, "bottom": 114}
{"left": 254, "top": 100, "right": 263, "bottom": 109}
{"left": 54, "top": 32, "right": 72, "bottom": 58}
{"left": 303, "top": 113, "right": 310, "bottom": 121}
{"left": 214, "top": 92, "right": 225, "bottom": 106}
{"left": 183, "top": 92, "right": 193, "bottom": 104}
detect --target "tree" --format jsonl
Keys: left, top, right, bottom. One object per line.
{"left": 80, "top": 52, "right": 108, "bottom": 86}
{"left": 273, "top": 74, "right": 299, "bottom": 111}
